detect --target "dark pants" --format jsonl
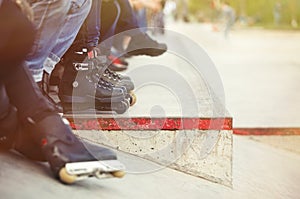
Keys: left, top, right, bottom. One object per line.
{"left": 101, "top": 0, "right": 141, "bottom": 39}
{"left": 0, "top": 0, "right": 55, "bottom": 125}
{"left": 101, "top": 0, "right": 141, "bottom": 52}
{"left": 114, "top": 0, "right": 139, "bottom": 34}
{"left": 100, "top": 0, "right": 121, "bottom": 41}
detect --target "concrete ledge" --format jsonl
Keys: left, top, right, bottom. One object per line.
{"left": 75, "top": 129, "right": 233, "bottom": 187}
{"left": 234, "top": 128, "right": 300, "bottom": 135}
{"left": 67, "top": 116, "right": 232, "bottom": 131}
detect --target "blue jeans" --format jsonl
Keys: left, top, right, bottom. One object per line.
{"left": 45, "top": 0, "right": 92, "bottom": 75}
{"left": 26, "top": 0, "right": 91, "bottom": 81}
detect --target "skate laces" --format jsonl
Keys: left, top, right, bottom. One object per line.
{"left": 104, "top": 69, "right": 121, "bottom": 81}
{"left": 90, "top": 73, "right": 111, "bottom": 91}
{"left": 99, "top": 77, "right": 115, "bottom": 87}
{"left": 96, "top": 75, "right": 114, "bottom": 90}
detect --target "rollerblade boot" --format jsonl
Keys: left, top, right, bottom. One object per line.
{"left": 59, "top": 48, "right": 129, "bottom": 114}
{"left": 78, "top": 47, "right": 135, "bottom": 106}
{"left": 21, "top": 113, "right": 124, "bottom": 184}
{"left": 87, "top": 48, "right": 136, "bottom": 106}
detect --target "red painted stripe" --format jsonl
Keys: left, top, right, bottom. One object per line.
{"left": 66, "top": 117, "right": 233, "bottom": 131}
{"left": 234, "top": 128, "right": 300, "bottom": 135}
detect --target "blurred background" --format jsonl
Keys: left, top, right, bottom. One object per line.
{"left": 173, "top": 0, "right": 299, "bottom": 29}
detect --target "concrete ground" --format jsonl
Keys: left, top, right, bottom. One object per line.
{"left": 1, "top": 22, "right": 300, "bottom": 198}
{"left": 250, "top": 136, "right": 300, "bottom": 154}
{"left": 1, "top": 135, "right": 300, "bottom": 199}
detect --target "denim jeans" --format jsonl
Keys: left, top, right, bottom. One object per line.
{"left": 26, "top": 0, "right": 91, "bottom": 81}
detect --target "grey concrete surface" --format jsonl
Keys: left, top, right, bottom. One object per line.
{"left": 1, "top": 135, "right": 300, "bottom": 199}
{"left": 161, "top": 22, "right": 300, "bottom": 127}
{"left": 250, "top": 135, "right": 300, "bottom": 154}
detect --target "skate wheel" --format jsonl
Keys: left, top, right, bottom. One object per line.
{"left": 129, "top": 91, "right": 137, "bottom": 106}
{"left": 59, "top": 168, "right": 77, "bottom": 184}
{"left": 111, "top": 171, "right": 125, "bottom": 178}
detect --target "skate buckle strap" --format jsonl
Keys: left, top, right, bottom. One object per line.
{"left": 87, "top": 49, "right": 97, "bottom": 59}
{"left": 73, "top": 63, "right": 89, "bottom": 71}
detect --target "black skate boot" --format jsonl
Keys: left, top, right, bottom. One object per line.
{"left": 59, "top": 48, "right": 129, "bottom": 114}
{"left": 125, "top": 33, "right": 167, "bottom": 57}
{"left": 20, "top": 113, "right": 123, "bottom": 183}
{"left": 87, "top": 48, "right": 136, "bottom": 106}
{"left": 78, "top": 47, "right": 136, "bottom": 106}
